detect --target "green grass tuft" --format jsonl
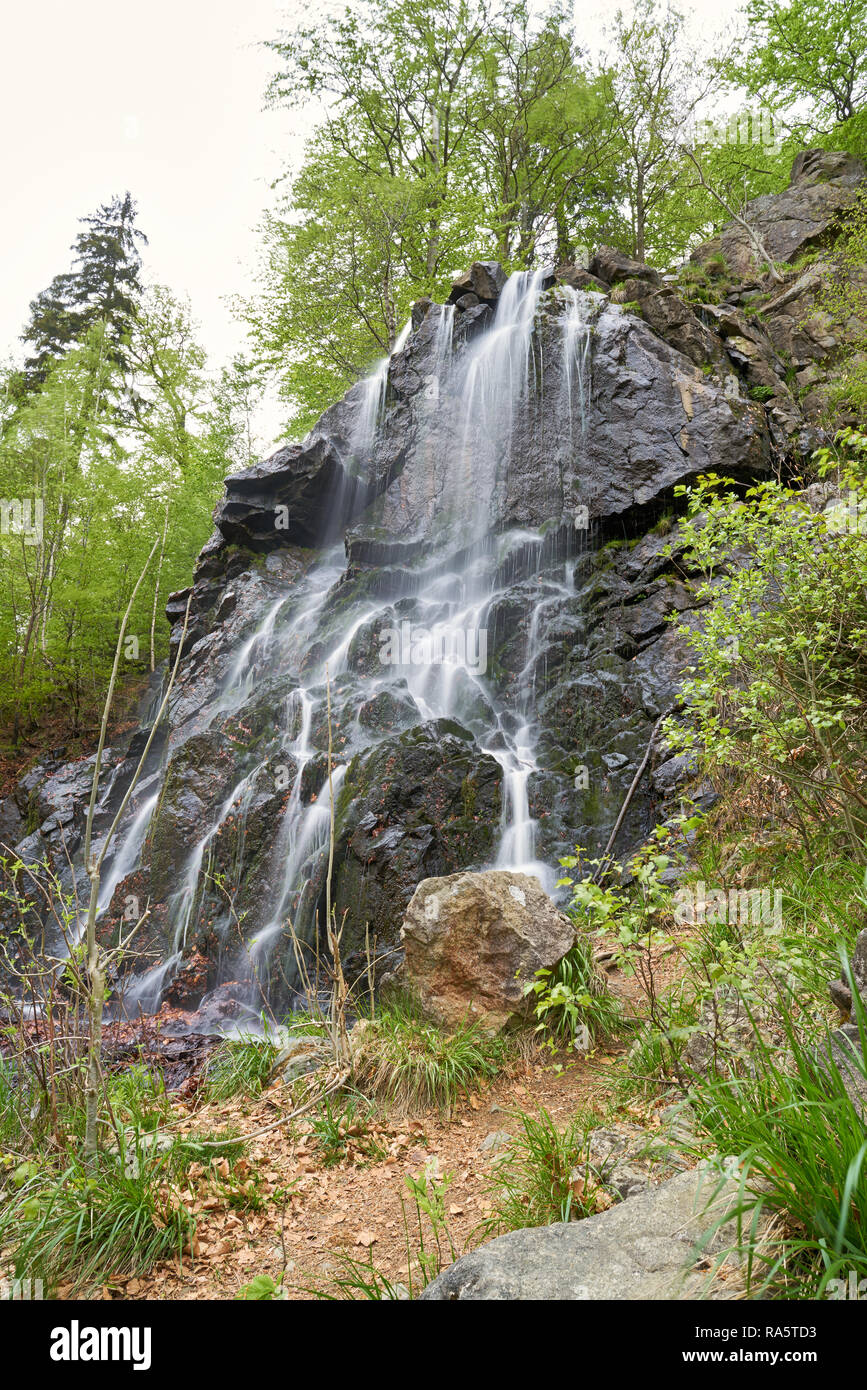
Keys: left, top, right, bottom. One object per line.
{"left": 478, "top": 1107, "right": 601, "bottom": 1235}
{"left": 0, "top": 1139, "right": 194, "bottom": 1295}
{"left": 203, "top": 1033, "right": 282, "bottom": 1101}
{"left": 353, "top": 996, "right": 510, "bottom": 1115}
{"left": 686, "top": 980, "right": 867, "bottom": 1298}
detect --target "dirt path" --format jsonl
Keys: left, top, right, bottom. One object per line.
{"left": 89, "top": 1034, "right": 654, "bottom": 1302}
{"left": 55, "top": 942, "right": 693, "bottom": 1303}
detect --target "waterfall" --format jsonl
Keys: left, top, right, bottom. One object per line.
{"left": 350, "top": 319, "right": 412, "bottom": 463}
{"left": 560, "top": 285, "right": 592, "bottom": 438}
{"left": 112, "top": 269, "right": 594, "bottom": 1025}
{"left": 221, "top": 595, "right": 286, "bottom": 708}
{"left": 121, "top": 769, "right": 262, "bottom": 1015}
{"left": 96, "top": 792, "right": 158, "bottom": 920}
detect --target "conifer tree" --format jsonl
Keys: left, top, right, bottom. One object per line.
{"left": 22, "top": 192, "right": 147, "bottom": 388}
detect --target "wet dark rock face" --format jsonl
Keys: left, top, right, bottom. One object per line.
{"left": 4, "top": 151, "right": 862, "bottom": 1023}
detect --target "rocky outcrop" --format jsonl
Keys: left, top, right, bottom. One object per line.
{"left": 692, "top": 149, "right": 864, "bottom": 280}
{"left": 447, "top": 260, "right": 508, "bottom": 304}
{"left": 690, "top": 149, "right": 866, "bottom": 425}
{"left": 341, "top": 293, "right": 767, "bottom": 561}
{"left": 397, "top": 869, "right": 575, "bottom": 1032}
{"left": 420, "top": 1164, "right": 743, "bottom": 1300}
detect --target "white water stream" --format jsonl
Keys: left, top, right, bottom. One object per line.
{"left": 109, "top": 273, "right": 593, "bottom": 1019}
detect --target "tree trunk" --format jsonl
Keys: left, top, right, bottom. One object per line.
{"left": 634, "top": 168, "right": 646, "bottom": 262}
{"left": 149, "top": 502, "right": 170, "bottom": 672}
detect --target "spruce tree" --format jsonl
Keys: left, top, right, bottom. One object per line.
{"left": 22, "top": 192, "right": 147, "bottom": 388}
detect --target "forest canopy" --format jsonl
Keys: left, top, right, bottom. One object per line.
{"left": 246, "top": 0, "right": 867, "bottom": 431}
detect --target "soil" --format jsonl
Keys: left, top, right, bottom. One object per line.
{"left": 66, "top": 943, "right": 690, "bottom": 1303}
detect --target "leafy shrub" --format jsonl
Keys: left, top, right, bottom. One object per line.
{"left": 824, "top": 190, "right": 867, "bottom": 421}
{"left": 665, "top": 463, "right": 867, "bottom": 857}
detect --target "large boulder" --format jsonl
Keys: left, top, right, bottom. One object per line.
{"left": 448, "top": 261, "right": 508, "bottom": 305}
{"left": 590, "top": 245, "right": 661, "bottom": 286}
{"left": 420, "top": 1164, "right": 742, "bottom": 1300}
{"left": 399, "top": 869, "right": 575, "bottom": 1032}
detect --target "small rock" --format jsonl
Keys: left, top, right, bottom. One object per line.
{"left": 480, "top": 1130, "right": 512, "bottom": 1154}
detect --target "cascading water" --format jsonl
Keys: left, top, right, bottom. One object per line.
{"left": 107, "top": 272, "right": 596, "bottom": 1027}
{"left": 96, "top": 792, "right": 159, "bottom": 921}
{"left": 350, "top": 319, "right": 412, "bottom": 462}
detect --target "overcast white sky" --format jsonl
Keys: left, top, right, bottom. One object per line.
{"left": 0, "top": 0, "right": 743, "bottom": 390}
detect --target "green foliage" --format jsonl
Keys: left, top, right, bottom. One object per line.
{"left": 203, "top": 1034, "right": 282, "bottom": 1102}
{"left": 172, "top": 1128, "right": 247, "bottom": 1169}
{"left": 524, "top": 930, "right": 621, "bottom": 1048}
{"left": 310, "top": 1256, "right": 404, "bottom": 1300}
{"left": 107, "top": 1064, "right": 170, "bottom": 1133}
{"left": 665, "top": 461, "right": 867, "bottom": 857}
{"left": 21, "top": 192, "right": 146, "bottom": 390}
{"left": 724, "top": 0, "right": 867, "bottom": 150}
{"left": 478, "top": 1107, "right": 600, "bottom": 1234}
{"left": 688, "top": 978, "right": 867, "bottom": 1297}
{"left": 252, "top": 0, "right": 736, "bottom": 430}
{"left": 352, "top": 994, "right": 510, "bottom": 1114}
{"left": 559, "top": 827, "right": 699, "bottom": 1088}
{"left": 401, "top": 1168, "right": 459, "bottom": 1289}
{"left": 824, "top": 190, "right": 867, "bottom": 420}
{"left": 598, "top": 0, "right": 700, "bottom": 263}
{"left": 0, "top": 1140, "right": 194, "bottom": 1295}
{"left": 0, "top": 278, "right": 252, "bottom": 742}
{"left": 310, "top": 1094, "right": 384, "bottom": 1167}
{"left": 236, "top": 1273, "right": 288, "bottom": 1300}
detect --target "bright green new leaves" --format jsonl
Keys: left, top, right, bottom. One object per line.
{"left": 665, "top": 448, "right": 867, "bottom": 855}
{"left": 725, "top": 0, "right": 867, "bottom": 147}
{"left": 0, "top": 288, "right": 249, "bottom": 742}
